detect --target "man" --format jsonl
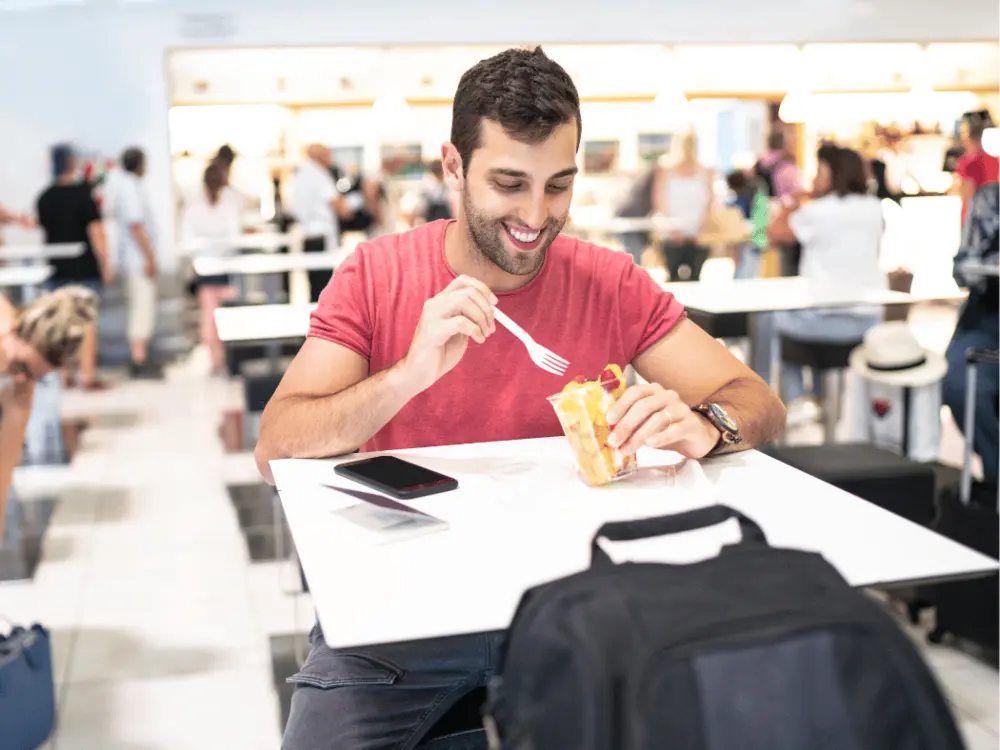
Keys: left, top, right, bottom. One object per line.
{"left": 954, "top": 113, "right": 999, "bottom": 225}
{"left": 36, "top": 143, "right": 112, "bottom": 390}
{"left": 0, "top": 205, "right": 33, "bottom": 229}
{"left": 755, "top": 130, "right": 803, "bottom": 277}
{"left": 289, "top": 144, "right": 349, "bottom": 302}
{"left": 112, "top": 147, "right": 158, "bottom": 377}
{"left": 944, "top": 182, "right": 999, "bottom": 484}
{"left": 256, "top": 47, "right": 785, "bottom": 749}
{"left": 0, "top": 286, "right": 98, "bottom": 544}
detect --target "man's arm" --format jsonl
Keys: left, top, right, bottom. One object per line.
{"left": 255, "top": 338, "right": 419, "bottom": 483}
{"left": 256, "top": 274, "right": 496, "bottom": 483}
{"left": 129, "top": 223, "right": 156, "bottom": 274}
{"left": 87, "top": 220, "right": 112, "bottom": 280}
{"left": 0, "top": 383, "right": 34, "bottom": 542}
{"left": 623, "top": 318, "right": 786, "bottom": 455}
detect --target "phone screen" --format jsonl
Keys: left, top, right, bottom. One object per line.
{"left": 334, "top": 455, "right": 457, "bottom": 496}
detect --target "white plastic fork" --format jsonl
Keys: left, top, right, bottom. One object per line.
{"left": 491, "top": 306, "right": 569, "bottom": 376}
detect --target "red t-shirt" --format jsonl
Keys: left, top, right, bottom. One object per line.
{"left": 957, "top": 149, "right": 1000, "bottom": 221}
{"left": 309, "top": 220, "right": 686, "bottom": 453}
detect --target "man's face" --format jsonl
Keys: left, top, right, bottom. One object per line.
{"left": 3, "top": 335, "right": 52, "bottom": 384}
{"left": 459, "top": 120, "right": 578, "bottom": 277}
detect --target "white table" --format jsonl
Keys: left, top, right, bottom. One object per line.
{"left": 662, "top": 277, "right": 967, "bottom": 389}
{"left": 272, "top": 437, "right": 997, "bottom": 648}
{"left": 192, "top": 250, "right": 349, "bottom": 278}
{"left": 214, "top": 303, "right": 315, "bottom": 345}
{"left": 180, "top": 232, "right": 297, "bottom": 256}
{"left": 662, "top": 277, "right": 966, "bottom": 315}
{"left": 0, "top": 265, "right": 53, "bottom": 301}
{"left": 0, "top": 242, "right": 83, "bottom": 261}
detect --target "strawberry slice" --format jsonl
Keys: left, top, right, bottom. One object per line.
{"left": 600, "top": 366, "right": 621, "bottom": 393}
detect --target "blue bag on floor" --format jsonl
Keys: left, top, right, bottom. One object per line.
{"left": 0, "top": 622, "right": 56, "bottom": 750}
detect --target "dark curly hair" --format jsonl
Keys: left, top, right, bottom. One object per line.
{"left": 450, "top": 46, "right": 581, "bottom": 175}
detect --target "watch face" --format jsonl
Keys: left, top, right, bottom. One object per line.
{"left": 708, "top": 403, "right": 739, "bottom": 434}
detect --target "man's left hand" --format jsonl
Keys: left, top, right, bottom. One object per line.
{"left": 606, "top": 383, "right": 720, "bottom": 459}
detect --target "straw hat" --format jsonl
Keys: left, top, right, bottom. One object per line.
{"left": 849, "top": 322, "right": 946, "bottom": 388}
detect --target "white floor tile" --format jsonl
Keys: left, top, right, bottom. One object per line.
{"left": 941, "top": 659, "right": 1000, "bottom": 735}
{"left": 55, "top": 667, "right": 282, "bottom": 750}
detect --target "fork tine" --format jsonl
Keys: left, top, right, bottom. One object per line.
{"left": 533, "top": 355, "right": 562, "bottom": 375}
{"left": 543, "top": 351, "right": 570, "bottom": 367}
{"left": 542, "top": 351, "right": 568, "bottom": 368}
{"left": 541, "top": 357, "right": 567, "bottom": 375}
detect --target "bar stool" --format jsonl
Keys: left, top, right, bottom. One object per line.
{"left": 780, "top": 334, "right": 864, "bottom": 441}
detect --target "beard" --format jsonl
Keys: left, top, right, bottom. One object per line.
{"left": 462, "top": 190, "right": 567, "bottom": 276}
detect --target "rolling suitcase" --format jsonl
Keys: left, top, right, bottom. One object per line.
{"left": 926, "top": 348, "right": 999, "bottom": 649}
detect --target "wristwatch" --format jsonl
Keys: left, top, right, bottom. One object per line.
{"left": 692, "top": 403, "right": 743, "bottom": 454}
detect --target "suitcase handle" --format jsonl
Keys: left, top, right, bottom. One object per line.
{"left": 590, "top": 505, "right": 767, "bottom": 567}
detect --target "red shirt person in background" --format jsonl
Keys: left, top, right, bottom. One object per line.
{"left": 956, "top": 116, "right": 999, "bottom": 224}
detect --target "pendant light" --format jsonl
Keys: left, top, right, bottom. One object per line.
{"left": 650, "top": 46, "right": 689, "bottom": 131}
{"left": 779, "top": 47, "right": 812, "bottom": 124}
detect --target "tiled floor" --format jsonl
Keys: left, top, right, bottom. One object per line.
{"left": 1, "top": 302, "right": 997, "bottom": 749}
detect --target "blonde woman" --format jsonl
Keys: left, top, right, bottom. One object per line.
{"left": 652, "top": 131, "right": 714, "bottom": 281}
{"left": 0, "top": 286, "right": 98, "bottom": 544}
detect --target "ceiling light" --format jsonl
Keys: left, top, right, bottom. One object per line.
{"left": 778, "top": 90, "right": 812, "bottom": 124}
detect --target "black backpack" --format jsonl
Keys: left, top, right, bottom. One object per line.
{"left": 484, "top": 505, "right": 963, "bottom": 750}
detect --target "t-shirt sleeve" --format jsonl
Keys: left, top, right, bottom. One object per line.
{"left": 118, "top": 181, "right": 144, "bottom": 225}
{"left": 788, "top": 201, "right": 820, "bottom": 246}
{"left": 308, "top": 250, "right": 372, "bottom": 359}
{"left": 619, "top": 259, "right": 687, "bottom": 361}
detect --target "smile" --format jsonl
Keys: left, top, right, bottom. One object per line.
{"left": 503, "top": 223, "right": 543, "bottom": 248}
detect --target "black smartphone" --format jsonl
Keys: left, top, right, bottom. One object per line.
{"left": 333, "top": 455, "right": 458, "bottom": 499}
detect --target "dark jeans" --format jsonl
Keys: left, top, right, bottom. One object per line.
{"left": 282, "top": 624, "right": 503, "bottom": 750}
{"left": 662, "top": 239, "right": 708, "bottom": 282}
{"left": 942, "top": 303, "right": 999, "bottom": 483}
{"left": 305, "top": 236, "right": 332, "bottom": 303}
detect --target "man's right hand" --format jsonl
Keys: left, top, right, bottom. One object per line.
{"left": 400, "top": 275, "right": 497, "bottom": 392}
{"left": 144, "top": 256, "right": 157, "bottom": 279}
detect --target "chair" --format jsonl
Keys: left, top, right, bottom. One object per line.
{"left": 760, "top": 443, "right": 938, "bottom": 529}
{"left": 779, "top": 334, "right": 864, "bottom": 441}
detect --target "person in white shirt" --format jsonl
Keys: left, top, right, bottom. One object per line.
{"left": 289, "top": 144, "right": 348, "bottom": 302}
{"left": 180, "top": 162, "right": 241, "bottom": 373}
{"left": 767, "top": 145, "right": 885, "bottom": 411}
{"left": 113, "top": 147, "right": 159, "bottom": 377}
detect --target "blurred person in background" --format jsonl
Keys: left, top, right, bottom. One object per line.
{"left": 0, "top": 205, "right": 34, "bottom": 229}
{"left": 0, "top": 286, "right": 97, "bottom": 545}
{"left": 954, "top": 111, "right": 999, "bottom": 224}
{"left": 180, "top": 162, "right": 241, "bottom": 374}
{"left": 755, "top": 129, "right": 803, "bottom": 276}
{"left": 407, "top": 159, "right": 455, "bottom": 226}
{"left": 653, "top": 130, "right": 713, "bottom": 281}
{"left": 613, "top": 166, "right": 656, "bottom": 265}
{"left": 943, "top": 182, "right": 999, "bottom": 483}
{"left": 290, "top": 144, "right": 349, "bottom": 302}
{"left": 113, "top": 147, "right": 159, "bottom": 378}
{"left": 767, "top": 146, "right": 884, "bottom": 421}
{"left": 36, "top": 143, "right": 112, "bottom": 390}
{"left": 754, "top": 129, "right": 802, "bottom": 200}
{"left": 330, "top": 159, "right": 387, "bottom": 238}
{"left": 726, "top": 169, "right": 768, "bottom": 280}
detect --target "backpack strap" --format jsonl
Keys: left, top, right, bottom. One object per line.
{"left": 591, "top": 505, "right": 767, "bottom": 566}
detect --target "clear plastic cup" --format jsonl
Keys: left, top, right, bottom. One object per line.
{"left": 547, "top": 369, "right": 637, "bottom": 487}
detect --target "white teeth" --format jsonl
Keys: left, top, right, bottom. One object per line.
{"left": 507, "top": 226, "right": 540, "bottom": 243}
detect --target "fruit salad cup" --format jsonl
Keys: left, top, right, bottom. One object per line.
{"left": 548, "top": 364, "right": 637, "bottom": 487}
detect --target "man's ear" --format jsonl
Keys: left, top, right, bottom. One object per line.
{"left": 441, "top": 143, "right": 464, "bottom": 192}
